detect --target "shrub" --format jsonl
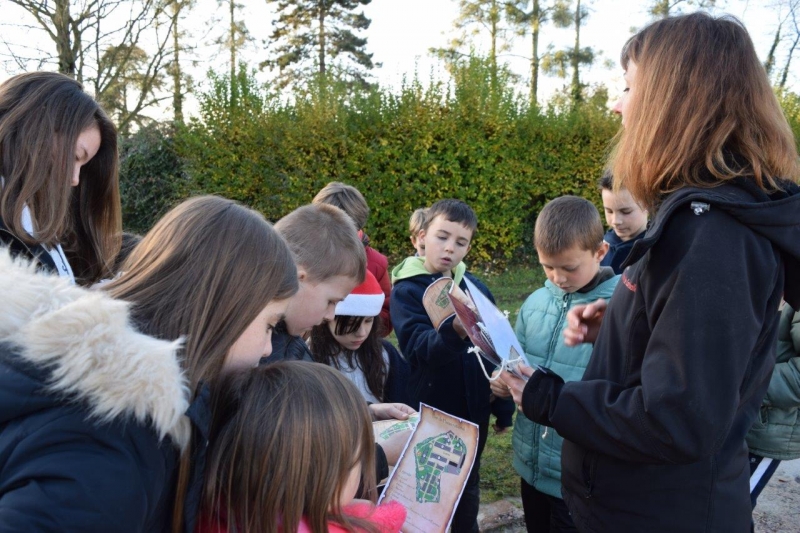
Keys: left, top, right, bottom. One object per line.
{"left": 118, "top": 122, "right": 187, "bottom": 234}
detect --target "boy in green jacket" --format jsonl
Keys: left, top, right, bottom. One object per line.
{"left": 746, "top": 303, "right": 800, "bottom": 517}
{"left": 494, "top": 196, "right": 618, "bottom": 532}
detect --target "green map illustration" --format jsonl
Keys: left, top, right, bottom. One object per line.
{"left": 379, "top": 414, "right": 420, "bottom": 439}
{"left": 435, "top": 281, "right": 453, "bottom": 308}
{"left": 413, "top": 430, "right": 467, "bottom": 503}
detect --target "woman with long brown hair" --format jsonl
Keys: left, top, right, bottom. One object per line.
{"left": 0, "top": 71, "right": 121, "bottom": 285}
{"left": 501, "top": 13, "right": 800, "bottom": 532}
{"left": 0, "top": 195, "right": 297, "bottom": 532}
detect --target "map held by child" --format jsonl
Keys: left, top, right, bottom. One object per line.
{"left": 379, "top": 404, "right": 479, "bottom": 533}
{"left": 413, "top": 430, "right": 467, "bottom": 503}
{"left": 448, "top": 277, "right": 531, "bottom": 382}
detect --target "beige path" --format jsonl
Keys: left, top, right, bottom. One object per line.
{"left": 478, "top": 460, "right": 800, "bottom": 532}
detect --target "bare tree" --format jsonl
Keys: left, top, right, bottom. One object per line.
{"left": 1, "top": 0, "right": 173, "bottom": 131}
{"left": 777, "top": 1, "right": 800, "bottom": 88}
{"left": 167, "top": 0, "right": 195, "bottom": 123}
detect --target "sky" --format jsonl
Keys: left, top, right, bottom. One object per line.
{"left": 0, "top": 0, "right": 796, "bottom": 118}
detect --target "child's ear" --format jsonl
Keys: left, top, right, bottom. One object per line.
{"left": 596, "top": 241, "right": 609, "bottom": 262}
{"left": 297, "top": 268, "right": 308, "bottom": 283}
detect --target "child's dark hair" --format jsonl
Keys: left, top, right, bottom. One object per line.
{"left": 202, "top": 362, "right": 379, "bottom": 533}
{"left": 534, "top": 196, "right": 604, "bottom": 257}
{"left": 312, "top": 181, "right": 370, "bottom": 230}
{"left": 424, "top": 199, "right": 478, "bottom": 235}
{"left": 309, "top": 316, "right": 387, "bottom": 401}
{"left": 598, "top": 171, "right": 613, "bottom": 191}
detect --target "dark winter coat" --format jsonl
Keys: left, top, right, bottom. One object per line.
{"left": 0, "top": 218, "right": 57, "bottom": 273}
{"left": 0, "top": 250, "right": 203, "bottom": 532}
{"left": 390, "top": 261, "right": 511, "bottom": 428}
{"left": 599, "top": 228, "right": 645, "bottom": 275}
{"left": 381, "top": 340, "right": 412, "bottom": 405}
{"left": 521, "top": 178, "right": 800, "bottom": 532}
{"left": 260, "top": 321, "right": 314, "bottom": 365}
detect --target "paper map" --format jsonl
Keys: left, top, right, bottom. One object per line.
{"left": 421, "top": 277, "right": 470, "bottom": 330}
{"left": 374, "top": 414, "right": 420, "bottom": 442}
{"left": 379, "top": 404, "right": 479, "bottom": 532}
{"left": 448, "top": 277, "right": 530, "bottom": 381}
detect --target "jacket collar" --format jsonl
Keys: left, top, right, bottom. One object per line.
{"left": 0, "top": 250, "right": 191, "bottom": 449}
{"left": 622, "top": 180, "right": 800, "bottom": 266}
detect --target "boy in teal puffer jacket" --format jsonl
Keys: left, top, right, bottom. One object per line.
{"left": 506, "top": 196, "right": 618, "bottom": 532}
{"left": 746, "top": 303, "right": 800, "bottom": 518}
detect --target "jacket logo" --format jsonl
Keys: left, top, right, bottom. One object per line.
{"left": 622, "top": 271, "right": 637, "bottom": 292}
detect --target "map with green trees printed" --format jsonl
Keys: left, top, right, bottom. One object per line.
{"left": 378, "top": 414, "right": 420, "bottom": 440}
{"left": 413, "top": 431, "right": 467, "bottom": 503}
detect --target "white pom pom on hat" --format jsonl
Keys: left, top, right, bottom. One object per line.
{"left": 335, "top": 270, "right": 383, "bottom": 317}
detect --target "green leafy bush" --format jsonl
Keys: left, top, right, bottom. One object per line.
{"left": 120, "top": 66, "right": 800, "bottom": 270}
{"left": 118, "top": 123, "right": 188, "bottom": 235}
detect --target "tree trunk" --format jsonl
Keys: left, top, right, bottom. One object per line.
{"left": 530, "top": 0, "right": 540, "bottom": 107}
{"left": 490, "top": 0, "right": 498, "bottom": 93}
{"left": 229, "top": 0, "right": 236, "bottom": 80}
{"left": 765, "top": 24, "right": 782, "bottom": 77}
{"left": 54, "top": 0, "right": 76, "bottom": 77}
{"left": 318, "top": 4, "right": 326, "bottom": 76}
{"left": 571, "top": 0, "right": 582, "bottom": 104}
{"left": 171, "top": 1, "right": 183, "bottom": 123}
{"left": 779, "top": 32, "right": 799, "bottom": 89}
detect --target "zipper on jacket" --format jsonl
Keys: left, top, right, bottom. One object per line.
{"left": 540, "top": 293, "right": 571, "bottom": 441}
{"left": 583, "top": 451, "right": 597, "bottom": 498}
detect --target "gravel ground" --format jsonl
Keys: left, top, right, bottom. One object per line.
{"left": 754, "top": 459, "right": 800, "bottom": 533}
{"left": 478, "top": 460, "right": 800, "bottom": 532}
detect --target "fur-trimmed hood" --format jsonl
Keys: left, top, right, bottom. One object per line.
{"left": 0, "top": 250, "right": 190, "bottom": 449}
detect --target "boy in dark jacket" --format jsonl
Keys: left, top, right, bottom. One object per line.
{"left": 263, "top": 203, "right": 413, "bottom": 484}
{"left": 598, "top": 172, "right": 648, "bottom": 274}
{"left": 390, "top": 199, "right": 513, "bottom": 533}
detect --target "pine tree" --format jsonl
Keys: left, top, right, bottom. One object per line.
{"left": 263, "top": 0, "right": 375, "bottom": 88}
{"left": 540, "top": 0, "right": 594, "bottom": 106}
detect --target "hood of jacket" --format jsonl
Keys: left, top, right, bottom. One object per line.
{"left": 0, "top": 250, "right": 190, "bottom": 449}
{"left": 624, "top": 178, "right": 800, "bottom": 308}
{"left": 391, "top": 256, "right": 466, "bottom": 285}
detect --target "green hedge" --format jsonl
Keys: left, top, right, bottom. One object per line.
{"left": 119, "top": 64, "right": 800, "bottom": 269}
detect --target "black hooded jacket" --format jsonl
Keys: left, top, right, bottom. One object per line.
{"left": 521, "top": 178, "right": 800, "bottom": 532}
